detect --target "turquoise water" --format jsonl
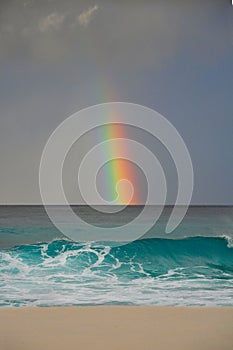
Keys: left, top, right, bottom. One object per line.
{"left": 0, "top": 206, "right": 233, "bottom": 307}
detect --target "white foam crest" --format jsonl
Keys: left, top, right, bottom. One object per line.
{"left": 1, "top": 239, "right": 233, "bottom": 307}
{"left": 86, "top": 246, "right": 111, "bottom": 268}
{"left": 41, "top": 249, "right": 80, "bottom": 267}
{"left": 108, "top": 253, "right": 122, "bottom": 270}
{"left": 221, "top": 235, "right": 233, "bottom": 248}
{"left": 37, "top": 242, "right": 114, "bottom": 276}
{"left": 0, "top": 252, "right": 30, "bottom": 274}
{"left": 1, "top": 273, "right": 233, "bottom": 307}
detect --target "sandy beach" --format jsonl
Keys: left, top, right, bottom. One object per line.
{"left": 0, "top": 306, "right": 233, "bottom": 350}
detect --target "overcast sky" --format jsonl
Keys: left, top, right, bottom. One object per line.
{"left": 0, "top": 0, "right": 233, "bottom": 204}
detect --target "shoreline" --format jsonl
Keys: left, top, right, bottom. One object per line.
{"left": 1, "top": 306, "right": 233, "bottom": 350}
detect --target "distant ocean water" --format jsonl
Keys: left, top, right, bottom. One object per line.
{"left": 0, "top": 206, "right": 233, "bottom": 307}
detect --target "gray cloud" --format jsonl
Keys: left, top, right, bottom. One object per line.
{"left": 0, "top": 0, "right": 231, "bottom": 68}
{"left": 78, "top": 5, "right": 98, "bottom": 27}
{"left": 37, "top": 5, "right": 98, "bottom": 33}
{"left": 38, "top": 12, "right": 66, "bottom": 32}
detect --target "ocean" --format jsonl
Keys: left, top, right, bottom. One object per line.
{"left": 0, "top": 206, "right": 233, "bottom": 307}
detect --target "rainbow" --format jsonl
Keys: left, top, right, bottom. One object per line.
{"left": 98, "top": 122, "right": 145, "bottom": 205}
{"left": 79, "top": 67, "right": 145, "bottom": 204}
